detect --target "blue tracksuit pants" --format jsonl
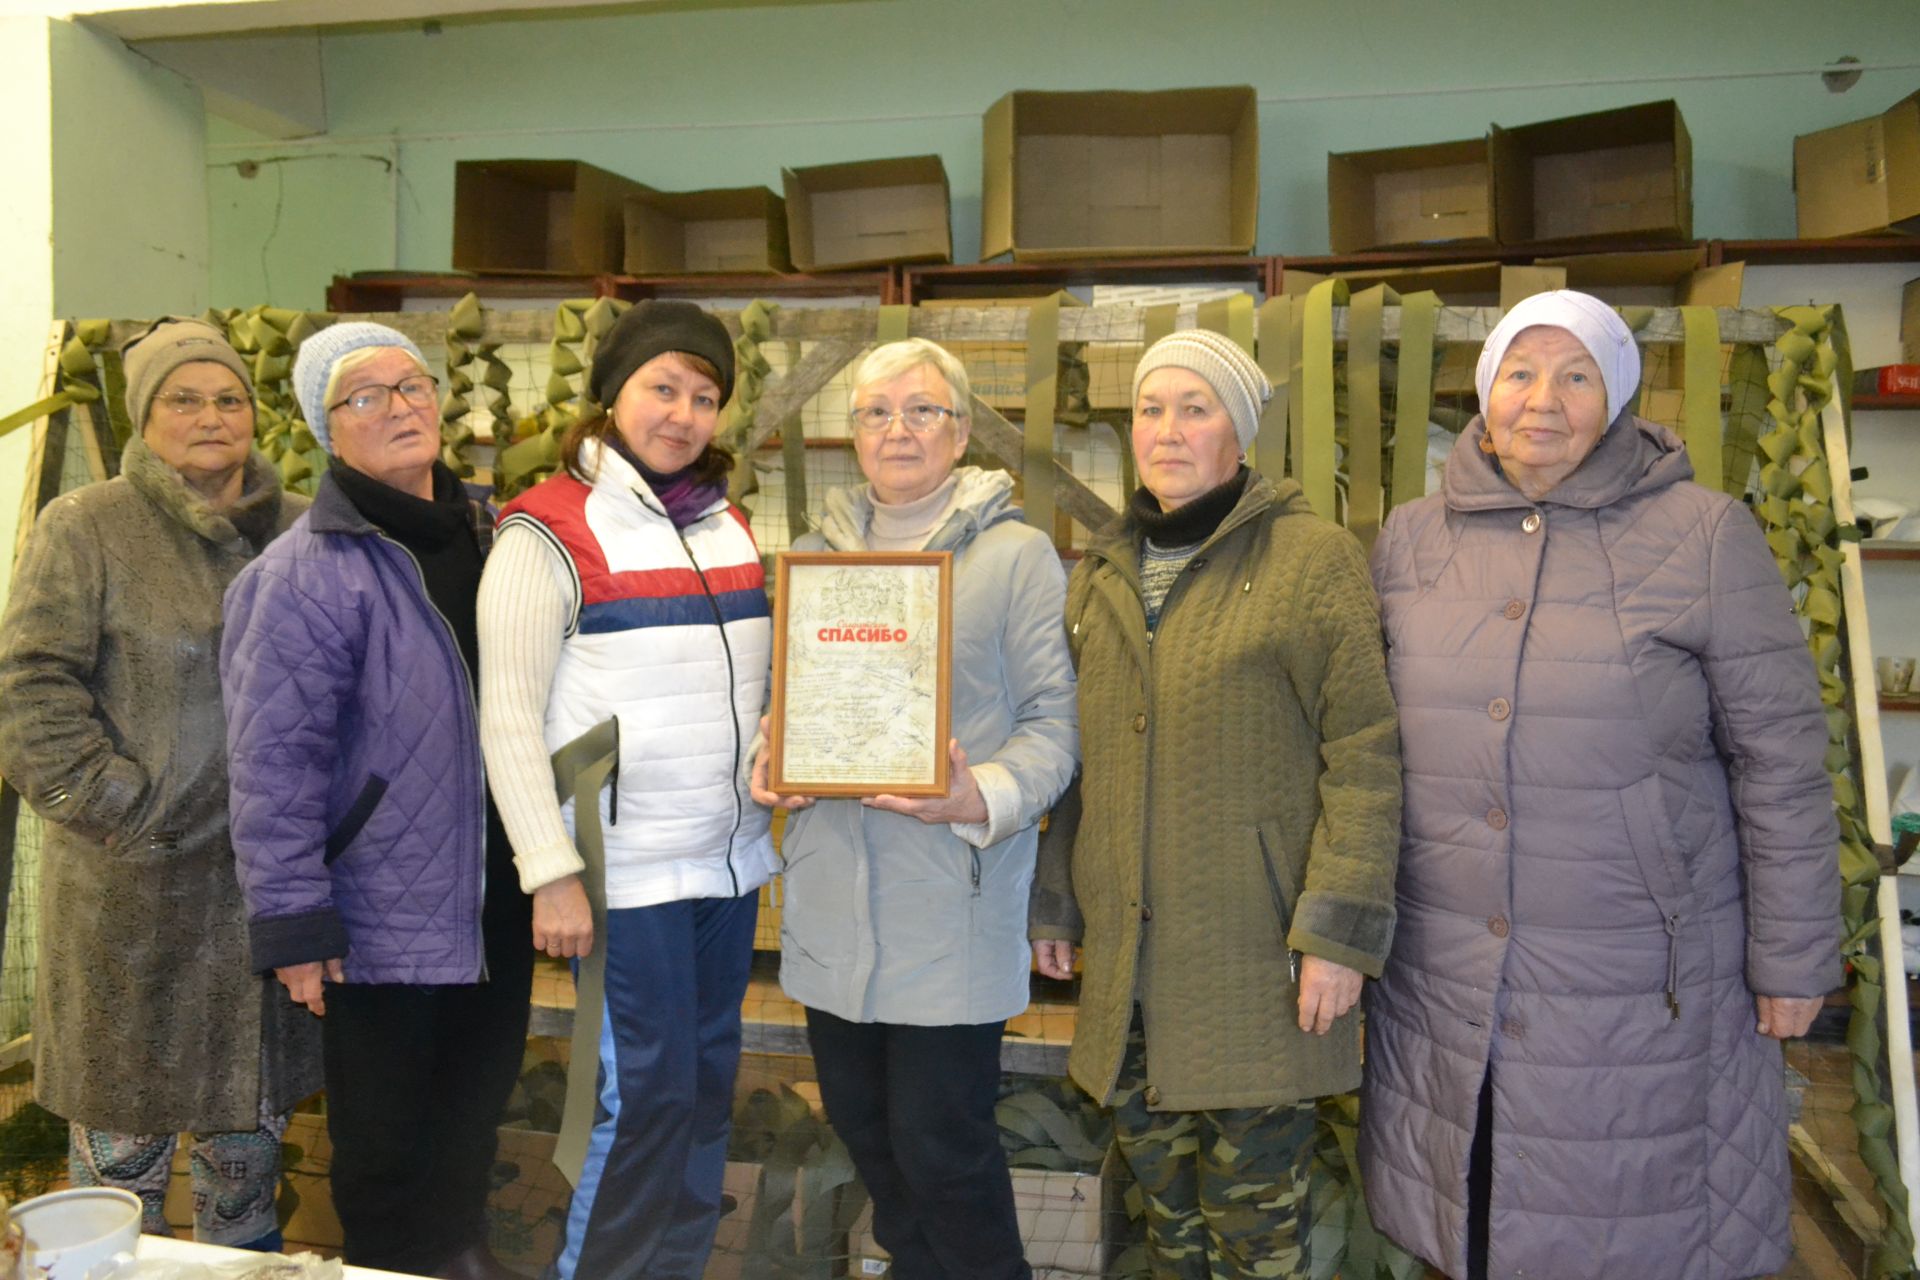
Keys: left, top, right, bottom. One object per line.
{"left": 552, "top": 891, "right": 757, "bottom": 1280}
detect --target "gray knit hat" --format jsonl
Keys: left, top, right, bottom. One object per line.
{"left": 121, "top": 318, "right": 252, "bottom": 437}
{"left": 292, "top": 321, "right": 429, "bottom": 452}
{"left": 1130, "top": 329, "right": 1272, "bottom": 451}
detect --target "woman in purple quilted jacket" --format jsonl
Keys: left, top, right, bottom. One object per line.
{"left": 1359, "top": 291, "right": 1840, "bottom": 1280}
{"left": 221, "top": 322, "right": 531, "bottom": 1280}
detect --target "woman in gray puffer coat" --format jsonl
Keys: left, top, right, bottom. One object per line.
{"left": 751, "top": 338, "right": 1077, "bottom": 1280}
{"left": 1359, "top": 291, "right": 1840, "bottom": 1280}
{"left": 0, "top": 319, "right": 318, "bottom": 1248}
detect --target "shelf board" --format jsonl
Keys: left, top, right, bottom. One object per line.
{"left": 1881, "top": 693, "right": 1920, "bottom": 713}
{"left": 327, "top": 270, "right": 610, "bottom": 311}
{"left": 604, "top": 270, "right": 893, "bottom": 301}
{"left": 1862, "top": 542, "right": 1920, "bottom": 561}
{"left": 1715, "top": 237, "right": 1920, "bottom": 265}
{"left": 1854, "top": 393, "right": 1920, "bottom": 412}
{"left": 903, "top": 255, "right": 1268, "bottom": 303}
{"left": 1284, "top": 237, "right": 1701, "bottom": 274}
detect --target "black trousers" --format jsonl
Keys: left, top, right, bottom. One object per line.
{"left": 1465, "top": 1068, "right": 1494, "bottom": 1280}
{"left": 321, "top": 844, "right": 533, "bottom": 1275}
{"left": 804, "top": 1009, "right": 1030, "bottom": 1280}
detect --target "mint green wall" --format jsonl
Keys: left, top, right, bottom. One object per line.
{"left": 1, "top": 20, "right": 205, "bottom": 604}
{"left": 52, "top": 20, "right": 207, "bottom": 319}
{"left": 209, "top": 0, "right": 1920, "bottom": 310}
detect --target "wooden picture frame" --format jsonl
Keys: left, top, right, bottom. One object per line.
{"left": 769, "top": 551, "right": 953, "bottom": 797}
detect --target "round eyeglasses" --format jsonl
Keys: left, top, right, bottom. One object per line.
{"left": 848, "top": 403, "right": 960, "bottom": 435}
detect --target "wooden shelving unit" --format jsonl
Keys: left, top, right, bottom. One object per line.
{"left": 1855, "top": 394, "right": 1920, "bottom": 412}
{"left": 1881, "top": 693, "right": 1920, "bottom": 714}
{"left": 326, "top": 268, "right": 897, "bottom": 312}
{"left": 901, "top": 255, "right": 1271, "bottom": 303}
{"left": 1862, "top": 543, "right": 1920, "bottom": 562}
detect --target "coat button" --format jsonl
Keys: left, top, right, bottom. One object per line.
{"left": 1140, "top": 904, "right": 1153, "bottom": 922}
{"left": 1489, "top": 697, "right": 1511, "bottom": 721}
{"left": 1133, "top": 713, "right": 1147, "bottom": 733}
{"left": 1144, "top": 1085, "right": 1161, "bottom": 1106}
{"left": 1521, "top": 511, "right": 1543, "bottom": 534}
{"left": 1503, "top": 599, "right": 1525, "bottom": 620}
{"left": 1488, "top": 914, "right": 1510, "bottom": 938}
{"left": 1189, "top": 558, "right": 1208, "bottom": 572}
{"left": 1502, "top": 1018, "right": 1526, "bottom": 1038}
{"left": 1487, "top": 807, "right": 1508, "bottom": 830}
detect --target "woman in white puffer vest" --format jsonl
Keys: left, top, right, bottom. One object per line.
{"left": 477, "top": 300, "right": 775, "bottom": 1280}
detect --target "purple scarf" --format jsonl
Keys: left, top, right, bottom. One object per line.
{"left": 606, "top": 434, "right": 727, "bottom": 529}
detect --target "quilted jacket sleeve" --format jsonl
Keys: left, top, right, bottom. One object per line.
{"left": 0, "top": 497, "right": 149, "bottom": 841}
{"left": 1701, "top": 502, "right": 1843, "bottom": 998}
{"left": 221, "top": 554, "right": 358, "bottom": 973}
{"left": 1285, "top": 526, "right": 1403, "bottom": 977}
{"left": 953, "top": 528, "right": 1079, "bottom": 849}
{"left": 1028, "top": 560, "right": 1091, "bottom": 943}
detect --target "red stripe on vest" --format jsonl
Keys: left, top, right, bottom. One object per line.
{"left": 499, "top": 473, "right": 765, "bottom": 605}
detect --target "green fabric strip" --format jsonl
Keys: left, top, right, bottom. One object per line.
{"left": 1347, "top": 286, "right": 1386, "bottom": 550}
{"left": 548, "top": 718, "right": 619, "bottom": 1189}
{"left": 1392, "top": 291, "right": 1439, "bottom": 512}
{"left": 1722, "top": 343, "right": 1769, "bottom": 497}
{"left": 1289, "top": 294, "right": 1308, "bottom": 484}
{"left": 0, "top": 391, "right": 79, "bottom": 441}
{"left": 1023, "top": 294, "right": 1060, "bottom": 533}
{"left": 1300, "top": 279, "right": 1346, "bottom": 520}
{"left": 782, "top": 411, "right": 810, "bottom": 543}
{"left": 1253, "top": 297, "right": 1290, "bottom": 481}
{"left": 1680, "top": 305, "right": 1724, "bottom": 494}
{"left": 1225, "top": 292, "right": 1255, "bottom": 355}
{"left": 1142, "top": 303, "right": 1178, "bottom": 350}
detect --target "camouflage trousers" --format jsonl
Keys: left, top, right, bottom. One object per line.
{"left": 1110, "top": 1012, "right": 1315, "bottom": 1280}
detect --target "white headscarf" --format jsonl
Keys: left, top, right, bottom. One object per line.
{"left": 1474, "top": 290, "right": 1641, "bottom": 428}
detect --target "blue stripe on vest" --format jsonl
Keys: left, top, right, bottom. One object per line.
{"left": 578, "top": 586, "right": 771, "bottom": 634}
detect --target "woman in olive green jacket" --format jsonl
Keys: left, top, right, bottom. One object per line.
{"left": 1030, "top": 330, "right": 1400, "bottom": 1279}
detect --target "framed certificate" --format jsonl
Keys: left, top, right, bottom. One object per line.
{"left": 768, "top": 551, "right": 953, "bottom": 797}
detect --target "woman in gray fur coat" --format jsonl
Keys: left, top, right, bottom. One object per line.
{"left": 0, "top": 319, "right": 319, "bottom": 1248}
{"left": 1359, "top": 290, "right": 1840, "bottom": 1280}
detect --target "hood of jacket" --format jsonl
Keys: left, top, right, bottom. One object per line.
{"left": 1443, "top": 412, "right": 1694, "bottom": 513}
{"left": 816, "top": 465, "right": 1021, "bottom": 553}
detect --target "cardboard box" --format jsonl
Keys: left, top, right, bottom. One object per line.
{"left": 1529, "top": 249, "right": 1743, "bottom": 392}
{"left": 850, "top": 1161, "right": 1121, "bottom": 1277}
{"left": 1794, "top": 89, "right": 1920, "bottom": 239}
{"left": 920, "top": 292, "right": 1084, "bottom": 412}
{"left": 1082, "top": 284, "right": 1256, "bottom": 411}
{"left": 1903, "top": 277, "right": 1920, "bottom": 364}
{"left": 1327, "top": 137, "right": 1496, "bottom": 252}
{"left": 783, "top": 155, "right": 951, "bottom": 271}
{"left": 624, "top": 185, "right": 791, "bottom": 275}
{"left": 453, "top": 159, "right": 652, "bottom": 274}
{"left": 1491, "top": 100, "right": 1692, "bottom": 243}
{"left": 982, "top": 86, "right": 1258, "bottom": 261}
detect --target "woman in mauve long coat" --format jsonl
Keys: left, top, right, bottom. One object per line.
{"left": 1359, "top": 291, "right": 1840, "bottom": 1280}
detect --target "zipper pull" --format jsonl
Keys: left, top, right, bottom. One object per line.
{"left": 1289, "top": 950, "right": 1299, "bottom": 983}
